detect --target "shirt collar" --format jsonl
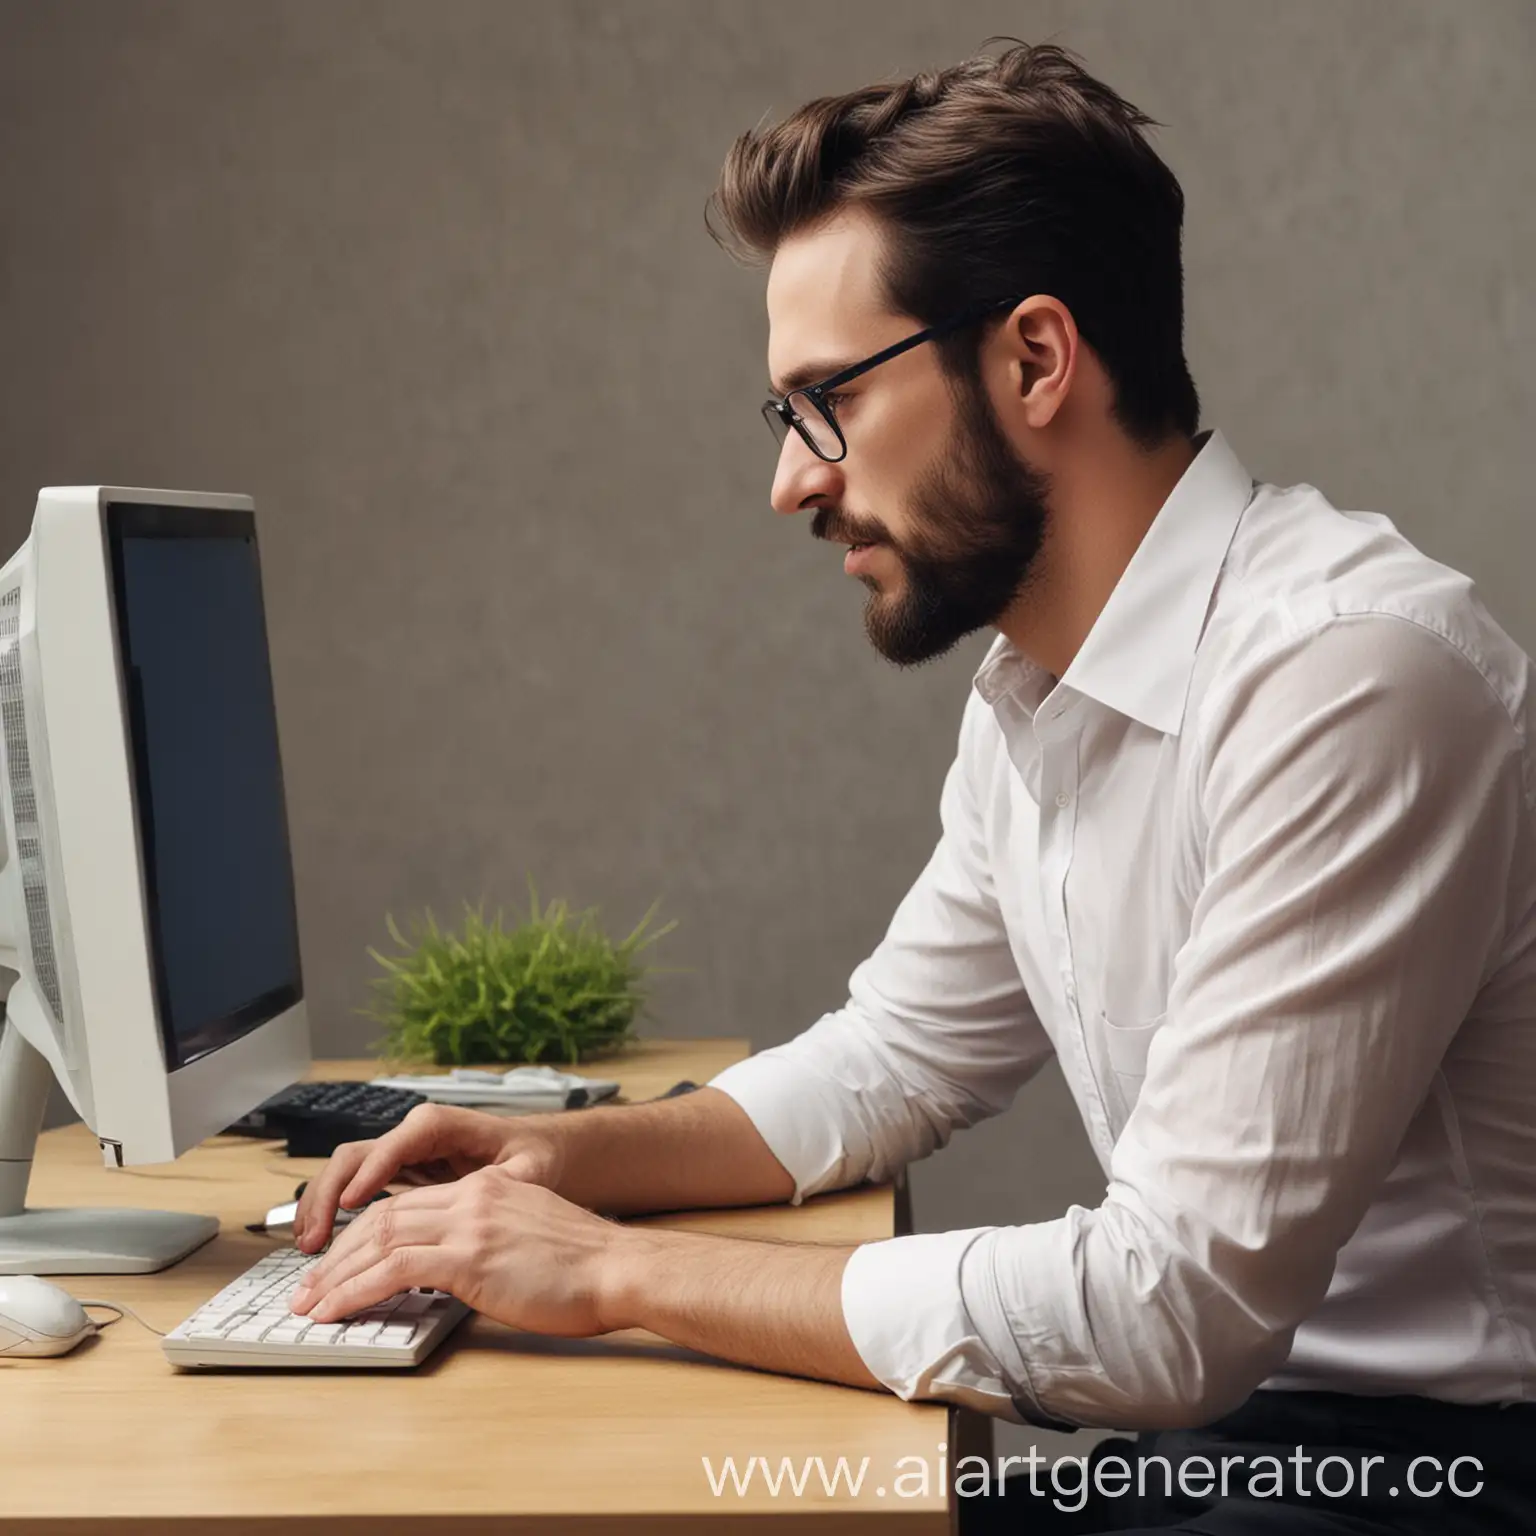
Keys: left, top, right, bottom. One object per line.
{"left": 972, "top": 429, "right": 1255, "bottom": 737}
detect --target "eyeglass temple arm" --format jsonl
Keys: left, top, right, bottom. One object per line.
{"left": 809, "top": 296, "right": 1023, "bottom": 395}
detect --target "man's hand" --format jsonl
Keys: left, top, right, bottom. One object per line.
{"left": 290, "top": 1166, "right": 621, "bottom": 1334}
{"left": 288, "top": 1160, "right": 880, "bottom": 1394}
{"left": 293, "top": 1087, "right": 797, "bottom": 1252}
{"left": 293, "top": 1103, "right": 565, "bottom": 1253}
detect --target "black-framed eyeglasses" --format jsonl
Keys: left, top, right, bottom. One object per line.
{"left": 761, "top": 295, "right": 1022, "bottom": 463}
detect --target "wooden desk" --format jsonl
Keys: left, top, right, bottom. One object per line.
{"left": 1, "top": 1041, "right": 988, "bottom": 1533}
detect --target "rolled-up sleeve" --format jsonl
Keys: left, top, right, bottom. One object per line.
{"left": 827, "top": 616, "right": 1526, "bottom": 1429}
{"left": 710, "top": 691, "right": 1054, "bottom": 1200}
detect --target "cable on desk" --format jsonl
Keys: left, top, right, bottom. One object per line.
{"left": 75, "top": 1299, "right": 168, "bottom": 1337}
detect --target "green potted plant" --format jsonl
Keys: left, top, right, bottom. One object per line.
{"left": 364, "top": 885, "right": 676, "bottom": 1067}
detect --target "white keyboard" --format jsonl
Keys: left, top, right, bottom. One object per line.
{"left": 161, "top": 1246, "right": 470, "bottom": 1368}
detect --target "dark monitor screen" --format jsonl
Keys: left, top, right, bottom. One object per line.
{"left": 106, "top": 502, "right": 302, "bottom": 1069}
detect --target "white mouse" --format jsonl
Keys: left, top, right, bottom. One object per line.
{"left": 0, "top": 1275, "right": 97, "bottom": 1357}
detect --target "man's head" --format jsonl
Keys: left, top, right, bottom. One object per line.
{"left": 708, "top": 43, "right": 1199, "bottom": 667}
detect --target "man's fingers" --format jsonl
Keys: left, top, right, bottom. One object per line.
{"left": 335, "top": 1141, "right": 413, "bottom": 1212}
{"left": 293, "top": 1141, "right": 373, "bottom": 1250}
{"left": 294, "top": 1105, "right": 460, "bottom": 1251}
{"left": 292, "top": 1196, "right": 375, "bottom": 1292}
{"left": 293, "top": 1185, "right": 458, "bottom": 1307}
{"left": 300, "top": 1247, "right": 444, "bottom": 1324}
{"left": 293, "top": 1202, "right": 451, "bottom": 1318}
{"left": 337, "top": 1106, "right": 475, "bottom": 1204}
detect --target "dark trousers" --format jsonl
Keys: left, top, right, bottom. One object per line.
{"left": 960, "top": 1390, "right": 1536, "bottom": 1534}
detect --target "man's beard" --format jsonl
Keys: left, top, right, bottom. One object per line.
{"left": 817, "top": 374, "right": 1051, "bottom": 668}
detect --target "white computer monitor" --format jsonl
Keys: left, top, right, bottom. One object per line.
{"left": 0, "top": 486, "right": 310, "bottom": 1274}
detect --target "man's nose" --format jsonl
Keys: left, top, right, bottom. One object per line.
{"left": 769, "top": 434, "right": 844, "bottom": 518}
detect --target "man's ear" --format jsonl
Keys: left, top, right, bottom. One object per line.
{"left": 999, "top": 295, "right": 1077, "bottom": 430}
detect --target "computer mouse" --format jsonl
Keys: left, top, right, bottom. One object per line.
{"left": 248, "top": 1193, "right": 383, "bottom": 1239}
{"left": 0, "top": 1275, "right": 96, "bottom": 1357}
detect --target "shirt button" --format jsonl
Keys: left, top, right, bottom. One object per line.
{"left": 1055, "top": 790, "right": 1071, "bottom": 807}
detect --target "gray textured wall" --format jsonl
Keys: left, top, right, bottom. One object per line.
{"left": 3, "top": 0, "right": 1532, "bottom": 1281}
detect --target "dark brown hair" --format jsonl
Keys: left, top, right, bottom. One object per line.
{"left": 708, "top": 41, "right": 1199, "bottom": 447}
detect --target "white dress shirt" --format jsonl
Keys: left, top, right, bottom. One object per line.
{"left": 711, "top": 429, "right": 1536, "bottom": 1430}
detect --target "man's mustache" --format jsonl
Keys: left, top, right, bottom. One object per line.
{"left": 811, "top": 507, "right": 889, "bottom": 547}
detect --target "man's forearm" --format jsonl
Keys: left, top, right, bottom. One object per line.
{"left": 543, "top": 1086, "right": 797, "bottom": 1215}
{"left": 597, "top": 1225, "right": 880, "bottom": 1391}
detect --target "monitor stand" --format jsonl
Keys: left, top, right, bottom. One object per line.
{"left": 0, "top": 1018, "right": 217, "bottom": 1274}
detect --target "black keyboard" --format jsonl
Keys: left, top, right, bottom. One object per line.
{"left": 225, "top": 1080, "right": 430, "bottom": 1157}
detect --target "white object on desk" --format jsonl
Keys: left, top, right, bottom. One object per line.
{"left": 0, "top": 1274, "right": 97, "bottom": 1357}
{"left": 255, "top": 1198, "right": 369, "bottom": 1240}
{"left": 162, "top": 1246, "right": 469, "bottom": 1369}
{"left": 371, "top": 1065, "right": 620, "bottom": 1112}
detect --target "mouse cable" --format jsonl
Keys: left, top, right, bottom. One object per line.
{"left": 74, "top": 1299, "right": 167, "bottom": 1337}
